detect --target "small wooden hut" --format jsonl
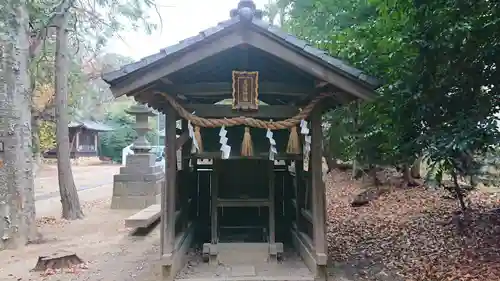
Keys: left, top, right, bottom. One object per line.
{"left": 102, "top": 1, "right": 380, "bottom": 280}
{"left": 44, "top": 120, "right": 113, "bottom": 159}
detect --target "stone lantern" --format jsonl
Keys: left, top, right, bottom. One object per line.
{"left": 125, "top": 103, "right": 156, "bottom": 153}
{"left": 111, "top": 103, "right": 163, "bottom": 210}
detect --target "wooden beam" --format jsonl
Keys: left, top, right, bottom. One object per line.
{"left": 268, "top": 160, "right": 276, "bottom": 257}
{"left": 160, "top": 77, "right": 173, "bottom": 84}
{"left": 161, "top": 82, "right": 311, "bottom": 96}
{"left": 310, "top": 105, "right": 327, "bottom": 266}
{"left": 180, "top": 120, "right": 191, "bottom": 231}
{"left": 210, "top": 160, "right": 219, "bottom": 264}
{"left": 315, "top": 81, "right": 328, "bottom": 88}
{"left": 245, "top": 30, "right": 375, "bottom": 101}
{"left": 110, "top": 33, "right": 245, "bottom": 97}
{"left": 184, "top": 152, "right": 302, "bottom": 161}
{"left": 184, "top": 104, "right": 299, "bottom": 118}
{"left": 162, "top": 104, "right": 178, "bottom": 255}
{"left": 175, "top": 131, "right": 190, "bottom": 151}
{"left": 294, "top": 159, "right": 304, "bottom": 233}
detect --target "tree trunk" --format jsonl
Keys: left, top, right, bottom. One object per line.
{"left": 54, "top": 11, "right": 83, "bottom": 220}
{"left": 369, "top": 165, "right": 382, "bottom": 187}
{"left": 402, "top": 163, "right": 421, "bottom": 188}
{"left": 451, "top": 170, "right": 467, "bottom": 212}
{"left": 322, "top": 142, "right": 337, "bottom": 173}
{"left": 0, "top": 0, "right": 36, "bottom": 249}
{"left": 402, "top": 164, "right": 411, "bottom": 183}
{"left": 411, "top": 156, "right": 422, "bottom": 179}
{"left": 16, "top": 4, "right": 39, "bottom": 242}
{"left": 31, "top": 116, "right": 42, "bottom": 178}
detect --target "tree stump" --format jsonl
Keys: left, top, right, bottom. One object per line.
{"left": 33, "top": 251, "right": 83, "bottom": 271}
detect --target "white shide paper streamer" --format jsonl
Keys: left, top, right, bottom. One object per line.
{"left": 266, "top": 128, "right": 277, "bottom": 161}
{"left": 219, "top": 126, "right": 231, "bottom": 159}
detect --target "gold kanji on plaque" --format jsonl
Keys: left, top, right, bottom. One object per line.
{"left": 232, "top": 71, "right": 259, "bottom": 111}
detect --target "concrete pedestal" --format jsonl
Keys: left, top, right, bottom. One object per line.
{"left": 111, "top": 153, "right": 164, "bottom": 209}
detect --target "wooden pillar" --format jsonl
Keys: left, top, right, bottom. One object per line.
{"left": 180, "top": 120, "right": 190, "bottom": 230}
{"left": 310, "top": 106, "right": 327, "bottom": 268}
{"left": 268, "top": 160, "right": 276, "bottom": 260}
{"left": 209, "top": 159, "right": 219, "bottom": 264}
{"left": 181, "top": 120, "right": 190, "bottom": 170}
{"left": 294, "top": 159, "right": 304, "bottom": 232}
{"left": 162, "top": 104, "right": 177, "bottom": 257}
{"left": 75, "top": 130, "right": 80, "bottom": 149}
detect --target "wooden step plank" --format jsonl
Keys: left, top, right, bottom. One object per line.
{"left": 217, "top": 198, "right": 270, "bottom": 207}
{"left": 125, "top": 204, "right": 161, "bottom": 228}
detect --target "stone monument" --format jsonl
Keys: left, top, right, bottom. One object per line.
{"left": 111, "top": 103, "right": 164, "bottom": 209}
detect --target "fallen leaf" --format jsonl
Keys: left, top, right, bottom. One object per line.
{"left": 326, "top": 170, "right": 500, "bottom": 281}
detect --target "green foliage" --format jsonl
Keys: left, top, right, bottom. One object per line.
{"left": 99, "top": 109, "right": 158, "bottom": 162}
{"left": 414, "top": 0, "right": 500, "bottom": 188}
{"left": 99, "top": 111, "right": 135, "bottom": 162}
{"left": 283, "top": 0, "right": 421, "bottom": 168}
{"left": 282, "top": 0, "right": 500, "bottom": 207}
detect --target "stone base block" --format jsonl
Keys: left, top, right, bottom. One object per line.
{"left": 112, "top": 180, "right": 161, "bottom": 197}
{"left": 110, "top": 193, "right": 161, "bottom": 209}
{"left": 111, "top": 151, "right": 164, "bottom": 210}
{"left": 124, "top": 154, "right": 156, "bottom": 174}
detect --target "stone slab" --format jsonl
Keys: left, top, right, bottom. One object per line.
{"left": 119, "top": 165, "right": 162, "bottom": 176}
{"left": 230, "top": 265, "right": 256, "bottom": 277}
{"left": 114, "top": 172, "right": 164, "bottom": 182}
{"left": 110, "top": 193, "right": 160, "bottom": 209}
{"left": 112, "top": 181, "right": 161, "bottom": 196}
{"left": 124, "top": 204, "right": 161, "bottom": 228}
{"left": 126, "top": 153, "right": 156, "bottom": 167}
{"left": 217, "top": 243, "right": 269, "bottom": 265}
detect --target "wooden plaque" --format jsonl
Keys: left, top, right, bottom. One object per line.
{"left": 232, "top": 71, "right": 259, "bottom": 111}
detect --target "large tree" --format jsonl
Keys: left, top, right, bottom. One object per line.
{"left": 29, "top": 0, "right": 158, "bottom": 220}
{"left": 54, "top": 1, "right": 83, "bottom": 220}
{"left": 280, "top": 0, "right": 500, "bottom": 208}
{"left": 0, "top": 0, "right": 36, "bottom": 248}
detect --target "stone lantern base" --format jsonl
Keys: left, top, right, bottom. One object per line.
{"left": 111, "top": 153, "right": 164, "bottom": 209}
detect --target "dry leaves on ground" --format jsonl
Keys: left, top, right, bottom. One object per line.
{"left": 40, "top": 262, "right": 89, "bottom": 277}
{"left": 36, "top": 216, "right": 70, "bottom": 227}
{"left": 326, "top": 170, "right": 500, "bottom": 281}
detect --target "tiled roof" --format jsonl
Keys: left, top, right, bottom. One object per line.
{"left": 68, "top": 120, "right": 114, "bottom": 132}
{"left": 102, "top": 17, "right": 380, "bottom": 89}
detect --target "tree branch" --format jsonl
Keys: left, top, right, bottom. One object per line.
{"left": 29, "top": 0, "right": 74, "bottom": 58}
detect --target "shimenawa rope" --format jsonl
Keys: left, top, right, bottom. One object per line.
{"left": 156, "top": 91, "right": 332, "bottom": 154}
{"left": 155, "top": 91, "right": 332, "bottom": 130}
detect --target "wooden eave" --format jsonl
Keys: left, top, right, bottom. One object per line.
{"left": 102, "top": 16, "right": 381, "bottom": 112}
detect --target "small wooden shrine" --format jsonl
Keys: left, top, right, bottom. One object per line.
{"left": 102, "top": 1, "right": 380, "bottom": 280}
{"left": 43, "top": 120, "right": 113, "bottom": 159}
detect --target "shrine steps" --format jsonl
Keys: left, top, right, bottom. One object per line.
{"left": 175, "top": 243, "right": 314, "bottom": 281}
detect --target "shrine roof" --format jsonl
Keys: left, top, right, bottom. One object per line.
{"left": 102, "top": 17, "right": 379, "bottom": 89}
{"left": 102, "top": 16, "right": 380, "bottom": 91}
{"left": 68, "top": 120, "right": 114, "bottom": 132}
{"left": 102, "top": 0, "right": 381, "bottom": 108}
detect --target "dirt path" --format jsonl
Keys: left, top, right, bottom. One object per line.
{"left": 0, "top": 198, "right": 164, "bottom": 281}
{"left": 35, "top": 165, "right": 120, "bottom": 201}
{"left": 0, "top": 166, "right": 364, "bottom": 281}
{"left": 0, "top": 164, "right": 165, "bottom": 281}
